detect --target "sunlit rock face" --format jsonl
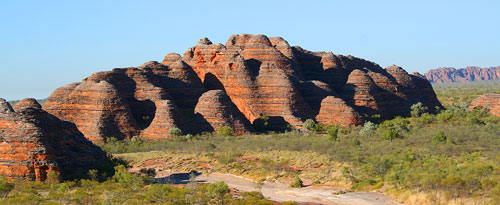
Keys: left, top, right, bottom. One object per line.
{"left": 0, "top": 98, "right": 107, "bottom": 181}
{"left": 44, "top": 34, "right": 442, "bottom": 141}
{"left": 470, "top": 94, "right": 500, "bottom": 116}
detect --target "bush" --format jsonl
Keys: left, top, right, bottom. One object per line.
{"left": 411, "top": 102, "right": 428, "bottom": 117}
{"left": 184, "top": 134, "right": 194, "bottom": 141}
{"left": 432, "top": 131, "right": 447, "bottom": 143}
{"left": 378, "top": 117, "right": 410, "bottom": 141}
{"left": 352, "top": 138, "right": 361, "bottom": 146}
{"left": 359, "top": 121, "right": 376, "bottom": 137}
{"left": 217, "top": 126, "right": 234, "bottom": 136}
{"left": 112, "top": 165, "right": 145, "bottom": 190}
{"left": 326, "top": 126, "right": 339, "bottom": 141}
{"left": 47, "top": 170, "right": 60, "bottom": 183}
{"left": 290, "top": 175, "right": 303, "bottom": 188}
{"left": 207, "top": 181, "right": 230, "bottom": 201}
{"left": 302, "top": 119, "right": 316, "bottom": 131}
{"left": 0, "top": 176, "right": 14, "bottom": 198}
{"left": 417, "top": 113, "right": 435, "bottom": 125}
{"left": 436, "top": 111, "right": 452, "bottom": 122}
{"left": 168, "top": 128, "right": 183, "bottom": 136}
{"left": 380, "top": 128, "right": 399, "bottom": 142}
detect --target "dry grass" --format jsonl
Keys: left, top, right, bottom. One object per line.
{"left": 115, "top": 149, "right": 345, "bottom": 185}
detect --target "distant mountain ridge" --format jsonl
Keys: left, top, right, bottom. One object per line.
{"left": 425, "top": 66, "right": 500, "bottom": 83}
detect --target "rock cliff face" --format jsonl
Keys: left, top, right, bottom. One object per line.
{"left": 43, "top": 34, "right": 442, "bottom": 141}
{"left": 0, "top": 98, "right": 107, "bottom": 180}
{"left": 469, "top": 94, "right": 500, "bottom": 116}
{"left": 425, "top": 66, "right": 500, "bottom": 83}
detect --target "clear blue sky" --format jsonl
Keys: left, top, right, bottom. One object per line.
{"left": 1, "top": 0, "right": 499, "bottom": 101}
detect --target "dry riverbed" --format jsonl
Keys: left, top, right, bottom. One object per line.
{"left": 135, "top": 167, "right": 400, "bottom": 205}
{"left": 196, "top": 172, "right": 400, "bottom": 205}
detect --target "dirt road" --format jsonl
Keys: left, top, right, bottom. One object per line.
{"left": 196, "top": 173, "right": 399, "bottom": 205}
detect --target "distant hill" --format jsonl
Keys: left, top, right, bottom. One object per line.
{"left": 425, "top": 66, "right": 500, "bottom": 83}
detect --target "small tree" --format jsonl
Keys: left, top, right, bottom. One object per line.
{"left": 290, "top": 175, "right": 304, "bottom": 188}
{"left": 411, "top": 102, "right": 428, "bottom": 117}
{"left": 168, "top": 128, "right": 183, "bottom": 136}
{"left": 303, "top": 119, "right": 316, "bottom": 131}
{"left": 326, "top": 126, "right": 339, "bottom": 141}
{"left": 432, "top": 130, "right": 447, "bottom": 143}
{"left": 381, "top": 128, "right": 399, "bottom": 142}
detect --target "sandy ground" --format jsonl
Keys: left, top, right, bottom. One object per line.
{"left": 148, "top": 169, "right": 400, "bottom": 205}
{"left": 196, "top": 173, "right": 400, "bottom": 205}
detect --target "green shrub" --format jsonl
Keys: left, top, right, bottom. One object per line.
{"left": 217, "top": 126, "right": 234, "bottom": 136}
{"left": 436, "top": 111, "right": 453, "bottom": 122}
{"left": 351, "top": 179, "right": 377, "bottom": 190}
{"left": 411, "top": 102, "right": 428, "bottom": 117}
{"left": 47, "top": 170, "right": 60, "bottom": 183}
{"left": 207, "top": 181, "right": 230, "bottom": 201}
{"left": 168, "top": 128, "right": 183, "bottom": 136}
{"left": 352, "top": 138, "right": 361, "bottom": 146}
{"left": 184, "top": 134, "right": 194, "bottom": 141}
{"left": 432, "top": 130, "right": 447, "bottom": 143}
{"left": 359, "top": 121, "right": 376, "bottom": 137}
{"left": 87, "top": 169, "right": 98, "bottom": 181}
{"left": 0, "top": 176, "right": 14, "bottom": 198}
{"left": 302, "top": 119, "right": 316, "bottom": 131}
{"left": 112, "top": 165, "right": 145, "bottom": 190}
{"left": 290, "top": 175, "right": 303, "bottom": 188}
{"left": 380, "top": 128, "right": 398, "bottom": 142}
{"left": 417, "top": 113, "right": 435, "bottom": 125}
{"left": 326, "top": 126, "right": 339, "bottom": 141}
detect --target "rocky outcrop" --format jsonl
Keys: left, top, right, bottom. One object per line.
{"left": 194, "top": 90, "right": 254, "bottom": 134}
{"left": 44, "top": 62, "right": 204, "bottom": 142}
{"left": 425, "top": 66, "right": 500, "bottom": 83}
{"left": 0, "top": 98, "right": 107, "bottom": 180}
{"left": 12, "top": 98, "right": 42, "bottom": 111}
{"left": 316, "top": 96, "right": 364, "bottom": 126}
{"left": 469, "top": 94, "right": 500, "bottom": 116}
{"left": 44, "top": 34, "right": 442, "bottom": 140}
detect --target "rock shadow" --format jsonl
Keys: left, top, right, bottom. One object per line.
{"left": 203, "top": 73, "right": 226, "bottom": 91}
{"left": 245, "top": 59, "right": 262, "bottom": 80}
{"left": 154, "top": 171, "right": 203, "bottom": 184}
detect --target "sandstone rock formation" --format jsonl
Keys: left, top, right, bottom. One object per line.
{"left": 425, "top": 66, "right": 500, "bottom": 83}
{"left": 194, "top": 90, "right": 254, "bottom": 134}
{"left": 43, "top": 34, "right": 442, "bottom": 141}
{"left": 44, "top": 62, "right": 205, "bottom": 141}
{"left": 0, "top": 98, "right": 107, "bottom": 180}
{"left": 469, "top": 94, "right": 500, "bottom": 116}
